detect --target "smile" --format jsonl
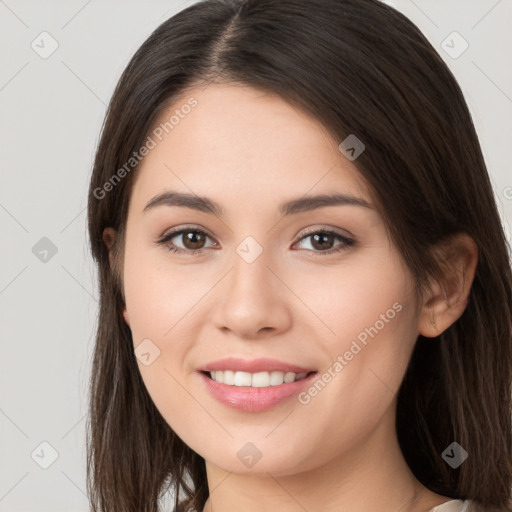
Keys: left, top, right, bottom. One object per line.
{"left": 199, "top": 370, "right": 319, "bottom": 412}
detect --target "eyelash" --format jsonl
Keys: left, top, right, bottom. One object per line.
{"left": 155, "top": 226, "right": 355, "bottom": 257}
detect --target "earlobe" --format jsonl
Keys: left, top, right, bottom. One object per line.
{"left": 418, "top": 233, "right": 478, "bottom": 338}
{"left": 123, "top": 306, "right": 130, "bottom": 326}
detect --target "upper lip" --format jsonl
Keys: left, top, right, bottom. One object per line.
{"left": 199, "top": 357, "right": 316, "bottom": 374}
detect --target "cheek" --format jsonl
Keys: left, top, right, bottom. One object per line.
{"left": 122, "top": 233, "right": 201, "bottom": 342}
{"left": 121, "top": 241, "right": 205, "bottom": 433}
{"left": 289, "top": 251, "right": 418, "bottom": 428}
{"left": 288, "top": 248, "right": 415, "bottom": 353}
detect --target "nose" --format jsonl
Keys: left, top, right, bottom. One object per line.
{"left": 212, "top": 247, "right": 293, "bottom": 340}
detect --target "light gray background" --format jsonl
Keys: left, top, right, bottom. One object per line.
{"left": 0, "top": 1, "right": 511, "bottom": 511}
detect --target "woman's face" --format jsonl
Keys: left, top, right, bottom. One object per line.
{"left": 119, "top": 83, "right": 423, "bottom": 476}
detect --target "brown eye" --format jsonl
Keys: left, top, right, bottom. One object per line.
{"left": 180, "top": 230, "right": 207, "bottom": 250}
{"left": 157, "top": 227, "right": 217, "bottom": 255}
{"left": 310, "top": 232, "right": 335, "bottom": 251}
{"left": 294, "top": 229, "right": 355, "bottom": 255}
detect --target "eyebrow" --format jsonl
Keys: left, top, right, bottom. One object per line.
{"left": 142, "top": 190, "right": 372, "bottom": 217}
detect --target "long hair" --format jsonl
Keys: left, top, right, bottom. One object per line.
{"left": 86, "top": 1, "right": 512, "bottom": 511}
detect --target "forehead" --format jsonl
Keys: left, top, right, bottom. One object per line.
{"left": 130, "top": 83, "right": 371, "bottom": 212}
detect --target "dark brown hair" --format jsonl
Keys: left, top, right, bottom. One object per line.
{"left": 86, "top": 0, "right": 512, "bottom": 511}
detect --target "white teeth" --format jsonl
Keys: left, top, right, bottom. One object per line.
{"left": 209, "top": 370, "right": 309, "bottom": 387}
{"left": 234, "top": 371, "right": 252, "bottom": 386}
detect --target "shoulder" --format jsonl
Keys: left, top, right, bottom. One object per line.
{"left": 427, "top": 500, "right": 471, "bottom": 512}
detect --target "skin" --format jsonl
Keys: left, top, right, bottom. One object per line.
{"left": 103, "top": 83, "right": 478, "bottom": 512}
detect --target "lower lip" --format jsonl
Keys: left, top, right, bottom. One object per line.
{"left": 198, "top": 371, "right": 318, "bottom": 412}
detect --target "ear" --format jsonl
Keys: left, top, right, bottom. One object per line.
{"left": 102, "top": 227, "right": 130, "bottom": 327}
{"left": 102, "top": 227, "right": 116, "bottom": 267}
{"left": 418, "top": 233, "right": 478, "bottom": 338}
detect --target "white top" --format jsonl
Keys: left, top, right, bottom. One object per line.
{"left": 427, "top": 499, "right": 471, "bottom": 512}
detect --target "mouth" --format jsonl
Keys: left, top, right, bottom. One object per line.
{"left": 198, "top": 370, "right": 319, "bottom": 412}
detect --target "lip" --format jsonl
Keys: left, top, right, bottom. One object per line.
{"left": 198, "top": 370, "right": 318, "bottom": 413}
{"left": 198, "top": 357, "right": 315, "bottom": 374}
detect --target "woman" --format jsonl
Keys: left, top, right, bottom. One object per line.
{"left": 86, "top": 1, "right": 512, "bottom": 511}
